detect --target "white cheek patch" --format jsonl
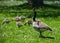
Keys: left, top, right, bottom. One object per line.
{"left": 33, "top": 22, "right": 36, "bottom": 25}
{"left": 33, "top": 22, "right": 39, "bottom": 28}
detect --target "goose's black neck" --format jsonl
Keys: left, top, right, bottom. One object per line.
{"left": 33, "top": 7, "right": 36, "bottom": 21}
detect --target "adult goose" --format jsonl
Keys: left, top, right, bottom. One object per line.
{"left": 32, "top": 7, "right": 52, "bottom": 38}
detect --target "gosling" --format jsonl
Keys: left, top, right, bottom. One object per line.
{"left": 16, "top": 21, "right": 23, "bottom": 28}
{"left": 24, "top": 20, "right": 32, "bottom": 25}
{"left": 2, "top": 18, "right": 11, "bottom": 24}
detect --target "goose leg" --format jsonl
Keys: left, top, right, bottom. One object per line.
{"left": 39, "top": 30, "right": 45, "bottom": 38}
{"left": 39, "top": 31, "right": 43, "bottom": 37}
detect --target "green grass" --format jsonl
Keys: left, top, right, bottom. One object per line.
{"left": 0, "top": 5, "right": 60, "bottom": 43}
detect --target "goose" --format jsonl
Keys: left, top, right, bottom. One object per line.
{"left": 24, "top": 20, "right": 32, "bottom": 25}
{"left": 19, "top": 16, "right": 26, "bottom": 20}
{"left": 16, "top": 21, "right": 23, "bottom": 28}
{"left": 12, "top": 16, "right": 21, "bottom": 21}
{"left": 2, "top": 18, "right": 11, "bottom": 24}
{"left": 13, "top": 16, "right": 26, "bottom": 21}
{"left": 32, "top": 7, "right": 52, "bottom": 38}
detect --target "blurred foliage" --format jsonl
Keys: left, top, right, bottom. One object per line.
{"left": 0, "top": 0, "right": 24, "bottom": 1}
{"left": 0, "top": 0, "right": 60, "bottom": 43}
{"left": 0, "top": 0, "right": 60, "bottom": 1}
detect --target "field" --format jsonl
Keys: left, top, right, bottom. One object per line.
{"left": 0, "top": 2, "right": 60, "bottom": 43}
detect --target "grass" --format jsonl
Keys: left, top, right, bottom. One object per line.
{"left": 0, "top": 4, "right": 60, "bottom": 43}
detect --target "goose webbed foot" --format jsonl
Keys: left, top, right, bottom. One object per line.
{"left": 39, "top": 35, "right": 46, "bottom": 38}
{"left": 39, "top": 31, "right": 47, "bottom": 38}
{"left": 39, "top": 35, "right": 55, "bottom": 39}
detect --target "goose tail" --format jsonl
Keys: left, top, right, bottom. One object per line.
{"left": 47, "top": 27, "right": 52, "bottom": 31}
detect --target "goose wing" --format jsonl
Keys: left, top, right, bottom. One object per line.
{"left": 39, "top": 21, "right": 52, "bottom": 31}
